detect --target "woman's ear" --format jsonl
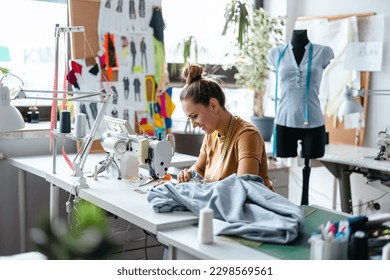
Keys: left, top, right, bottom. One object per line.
{"left": 209, "top": 98, "right": 218, "bottom": 111}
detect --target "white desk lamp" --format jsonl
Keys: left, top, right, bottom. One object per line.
{"left": 0, "top": 47, "right": 25, "bottom": 133}
{"left": 338, "top": 86, "right": 390, "bottom": 119}
{"left": 0, "top": 83, "right": 25, "bottom": 132}
{"left": 337, "top": 86, "right": 390, "bottom": 145}
{"left": 337, "top": 86, "right": 364, "bottom": 122}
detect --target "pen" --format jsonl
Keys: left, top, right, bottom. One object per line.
{"left": 320, "top": 224, "right": 329, "bottom": 241}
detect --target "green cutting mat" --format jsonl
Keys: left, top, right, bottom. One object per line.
{"left": 221, "top": 206, "right": 350, "bottom": 260}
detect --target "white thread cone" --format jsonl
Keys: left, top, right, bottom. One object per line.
{"left": 198, "top": 207, "right": 214, "bottom": 244}
{"left": 74, "top": 113, "right": 86, "bottom": 138}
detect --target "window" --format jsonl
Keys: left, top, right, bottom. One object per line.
{"left": 162, "top": 0, "right": 255, "bottom": 131}
{"left": 0, "top": 0, "right": 68, "bottom": 106}
{"left": 170, "top": 87, "right": 254, "bottom": 133}
{"left": 162, "top": 0, "right": 236, "bottom": 65}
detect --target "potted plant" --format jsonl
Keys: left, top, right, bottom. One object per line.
{"left": 223, "top": 1, "right": 285, "bottom": 140}
{"left": 31, "top": 200, "right": 121, "bottom": 259}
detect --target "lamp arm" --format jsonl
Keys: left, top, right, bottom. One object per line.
{"left": 72, "top": 92, "right": 111, "bottom": 181}
{"left": 14, "top": 96, "right": 103, "bottom": 103}
{"left": 18, "top": 89, "right": 102, "bottom": 95}
{"left": 365, "top": 90, "right": 390, "bottom": 95}
{"left": 0, "top": 73, "right": 24, "bottom": 87}
{"left": 352, "top": 88, "right": 390, "bottom": 97}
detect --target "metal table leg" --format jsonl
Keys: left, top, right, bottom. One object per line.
{"left": 17, "top": 169, "right": 26, "bottom": 253}
{"left": 320, "top": 161, "right": 353, "bottom": 214}
{"left": 50, "top": 183, "right": 59, "bottom": 224}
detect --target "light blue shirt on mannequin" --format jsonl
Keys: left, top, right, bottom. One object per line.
{"left": 268, "top": 42, "right": 334, "bottom": 128}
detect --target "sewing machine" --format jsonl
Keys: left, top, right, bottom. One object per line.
{"left": 100, "top": 116, "right": 175, "bottom": 180}
{"left": 375, "top": 126, "right": 390, "bottom": 161}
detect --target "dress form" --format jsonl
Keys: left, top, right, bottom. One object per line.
{"left": 291, "top": 29, "right": 309, "bottom": 66}
{"left": 269, "top": 29, "right": 333, "bottom": 206}
{"left": 292, "top": 29, "right": 311, "bottom": 206}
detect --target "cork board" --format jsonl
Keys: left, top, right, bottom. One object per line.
{"left": 68, "top": 0, "right": 100, "bottom": 62}
{"left": 69, "top": 0, "right": 104, "bottom": 152}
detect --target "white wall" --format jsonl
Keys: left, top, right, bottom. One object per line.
{"left": 265, "top": 0, "right": 390, "bottom": 215}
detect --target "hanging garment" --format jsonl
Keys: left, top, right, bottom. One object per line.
{"left": 268, "top": 42, "right": 334, "bottom": 129}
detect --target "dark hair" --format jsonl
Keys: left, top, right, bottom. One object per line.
{"left": 179, "top": 63, "right": 226, "bottom": 108}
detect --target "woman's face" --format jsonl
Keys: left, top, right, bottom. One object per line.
{"left": 181, "top": 99, "right": 217, "bottom": 135}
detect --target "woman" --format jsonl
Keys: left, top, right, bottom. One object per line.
{"left": 177, "top": 64, "right": 274, "bottom": 192}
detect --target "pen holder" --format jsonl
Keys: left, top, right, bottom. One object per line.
{"left": 309, "top": 237, "right": 348, "bottom": 260}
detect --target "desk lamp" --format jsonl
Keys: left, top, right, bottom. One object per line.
{"left": 337, "top": 86, "right": 364, "bottom": 122}
{"left": 337, "top": 86, "right": 390, "bottom": 145}
{"left": 0, "top": 75, "right": 25, "bottom": 132}
{"left": 0, "top": 47, "right": 26, "bottom": 133}
{"left": 338, "top": 86, "right": 390, "bottom": 119}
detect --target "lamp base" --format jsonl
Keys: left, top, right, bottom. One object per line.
{"left": 77, "top": 176, "right": 89, "bottom": 189}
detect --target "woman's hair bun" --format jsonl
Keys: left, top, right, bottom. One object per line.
{"left": 182, "top": 63, "right": 203, "bottom": 85}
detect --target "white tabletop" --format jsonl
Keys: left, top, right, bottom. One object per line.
{"left": 8, "top": 152, "right": 199, "bottom": 235}
{"left": 320, "top": 143, "right": 390, "bottom": 172}
{"left": 157, "top": 219, "right": 278, "bottom": 260}
{"left": 46, "top": 170, "right": 199, "bottom": 234}
{"left": 8, "top": 152, "right": 197, "bottom": 175}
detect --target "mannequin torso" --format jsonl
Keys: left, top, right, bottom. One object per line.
{"left": 268, "top": 29, "right": 335, "bottom": 206}
{"left": 291, "top": 29, "right": 309, "bottom": 66}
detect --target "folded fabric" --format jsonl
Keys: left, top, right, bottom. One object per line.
{"left": 147, "top": 174, "right": 304, "bottom": 244}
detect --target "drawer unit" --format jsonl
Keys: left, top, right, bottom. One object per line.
{"left": 268, "top": 160, "right": 290, "bottom": 198}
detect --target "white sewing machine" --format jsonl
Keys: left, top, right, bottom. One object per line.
{"left": 100, "top": 116, "right": 175, "bottom": 180}
{"left": 376, "top": 126, "right": 390, "bottom": 161}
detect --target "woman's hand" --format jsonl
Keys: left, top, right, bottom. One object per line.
{"left": 177, "top": 168, "right": 193, "bottom": 183}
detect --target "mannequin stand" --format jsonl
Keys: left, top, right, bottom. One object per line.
{"left": 301, "top": 157, "right": 311, "bottom": 205}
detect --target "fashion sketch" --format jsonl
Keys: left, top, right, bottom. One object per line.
{"left": 120, "top": 36, "right": 130, "bottom": 65}
{"left": 111, "top": 108, "right": 119, "bottom": 118}
{"left": 123, "top": 76, "right": 130, "bottom": 99}
{"left": 116, "top": 0, "right": 123, "bottom": 12}
{"left": 133, "top": 78, "right": 141, "bottom": 102}
{"left": 130, "top": 37, "right": 137, "bottom": 71}
{"left": 140, "top": 37, "right": 148, "bottom": 72}
{"left": 123, "top": 109, "right": 129, "bottom": 121}
{"left": 129, "top": 0, "right": 136, "bottom": 30}
{"left": 139, "top": 0, "right": 147, "bottom": 31}
{"left": 111, "top": 85, "right": 118, "bottom": 104}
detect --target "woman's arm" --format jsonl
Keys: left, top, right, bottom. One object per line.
{"left": 237, "top": 157, "right": 275, "bottom": 192}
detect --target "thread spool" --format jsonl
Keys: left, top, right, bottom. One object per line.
{"left": 27, "top": 107, "right": 39, "bottom": 123}
{"left": 74, "top": 113, "right": 86, "bottom": 138}
{"left": 382, "top": 242, "right": 390, "bottom": 260}
{"left": 59, "top": 110, "right": 71, "bottom": 134}
{"left": 198, "top": 207, "right": 214, "bottom": 244}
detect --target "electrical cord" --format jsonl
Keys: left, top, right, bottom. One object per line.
{"left": 352, "top": 192, "right": 388, "bottom": 213}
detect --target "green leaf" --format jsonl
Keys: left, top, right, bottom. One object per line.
{"left": 0, "top": 67, "right": 9, "bottom": 75}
